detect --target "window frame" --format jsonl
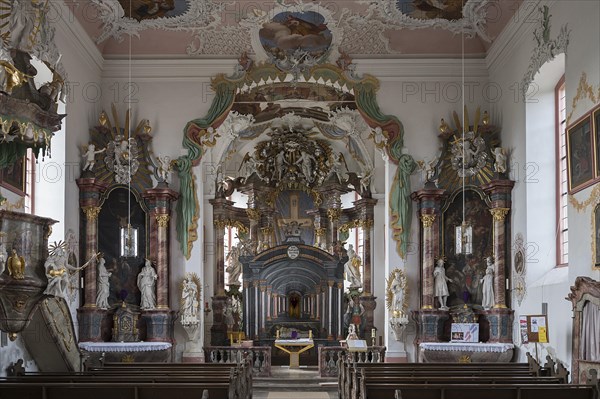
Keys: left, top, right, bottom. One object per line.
{"left": 555, "top": 75, "right": 568, "bottom": 266}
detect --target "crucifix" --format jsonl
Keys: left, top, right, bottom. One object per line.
{"left": 277, "top": 192, "right": 313, "bottom": 235}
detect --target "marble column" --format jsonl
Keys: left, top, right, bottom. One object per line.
{"left": 490, "top": 208, "right": 510, "bottom": 308}
{"left": 246, "top": 208, "right": 261, "bottom": 253}
{"left": 420, "top": 214, "right": 436, "bottom": 309}
{"left": 76, "top": 177, "right": 108, "bottom": 342}
{"left": 244, "top": 281, "right": 251, "bottom": 338}
{"left": 482, "top": 179, "right": 515, "bottom": 309}
{"left": 338, "top": 283, "right": 343, "bottom": 339}
{"left": 327, "top": 208, "right": 342, "bottom": 248}
{"left": 328, "top": 281, "right": 334, "bottom": 339}
{"left": 143, "top": 187, "right": 179, "bottom": 311}
{"left": 412, "top": 189, "right": 446, "bottom": 310}
{"left": 266, "top": 287, "right": 272, "bottom": 321}
{"left": 354, "top": 198, "right": 377, "bottom": 296}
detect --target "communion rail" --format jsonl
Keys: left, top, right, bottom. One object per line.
{"left": 205, "top": 346, "right": 272, "bottom": 377}
{"left": 319, "top": 346, "right": 386, "bottom": 377}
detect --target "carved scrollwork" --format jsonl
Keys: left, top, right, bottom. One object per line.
{"left": 420, "top": 214, "right": 436, "bottom": 228}
{"left": 82, "top": 206, "right": 101, "bottom": 221}
{"left": 490, "top": 208, "right": 510, "bottom": 222}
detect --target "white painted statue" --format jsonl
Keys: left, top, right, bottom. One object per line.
{"left": 493, "top": 147, "right": 507, "bottom": 174}
{"left": 481, "top": 257, "right": 495, "bottom": 310}
{"left": 0, "top": 243, "right": 7, "bottom": 275}
{"left": 225, "top": 244, "right": 242, "bottom": 286}
{"left": 346, "top": 323, "right": 359, "bottom": 341}
{"left": 82, "top": 143, "right": 106, "bottom": 172}
{"left": 390, "top": 270, "right": 405, "bottom": 314}
{"left": 95, "top": 256, "right": 111, "bottom": 309}
{"left": 344, "top": 244, "right": 362, "bottom": 289}
{"left": 137, "top": 259, "right": 157, "bottom": 310}
{"left": 181, "top": 276, "right": 199, "bottom": 325}
{"left": 297, "top": 150, "right": 316, "bottom": 183}
{"left": 156, "top": 154, "right": 172, "bottom": 183}
{"left": 44, "top": 248, "right": 98, "bottom": 300}
{"left": 433, "top": 258, "right": 451, "bottom": 310}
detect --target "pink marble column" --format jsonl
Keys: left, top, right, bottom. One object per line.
{"left": 490, "top": 208, "right": 510, "bottom": 308}
{"left": 412, "top": 189, "right": 446, "bottom": 310}
{"left": 76, "top": 178, "right": 108, "bottom": 308}
{"left": 482, "top": 180, "right": 515, "bottom": 309}
{"left": 143, "top": 188, "right": 179, "bottom": 310}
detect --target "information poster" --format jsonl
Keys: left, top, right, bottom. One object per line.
{"left": 520, "top": 314, "right": 549, "bottom": 343}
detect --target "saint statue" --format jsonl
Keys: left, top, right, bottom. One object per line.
{"left": 225, "top": 244, "right": 242, "bottom": 286}
{"left": 433, "top": 258, "right": 451, "bottom": 310}
{"left": 344, "top": 296, "right": 365, "bottom": 337}
{"left": 481, "top": 257, "right": 495, "bottom": 310}
{"left": 344, "top": 244, "right": 362, "bottom": 289}
{"left": 181, "top": 276, "right": 199, "bottom": 325}
{"left": 95, "top": 256, "right": 111, "bottom": 309}
{"left": 137, "top": 259, "right": 157, "bottom": 310}
{"left": 44, "top": 248, "right": 99, "bottom": 299}
{"left": 390, "top": 270, "right": 405, "bottom": 314}
{"left": 493, "top": 147, "right": 507, "bottom": 174}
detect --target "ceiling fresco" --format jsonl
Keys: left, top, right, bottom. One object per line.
{"left": 74, "top": 0, "right": 522, "bottom": 57}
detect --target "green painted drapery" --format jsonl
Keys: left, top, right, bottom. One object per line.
{"left": 390, "top": 154, "right": 417, "bottom": 259}
{"left": 176, "top": 81, "right": 236, "bottom": 258}
{"left": 177, "top": 66, "right": 415, "bottom": 261}
{"left": 355, "top": 85, "right": 415, "bottom": 259}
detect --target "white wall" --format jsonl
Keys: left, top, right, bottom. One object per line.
{"left": 487, "top": 0, "right": 600, "bottom": 367}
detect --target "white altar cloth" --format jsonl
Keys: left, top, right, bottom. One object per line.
{"left": 419, "top": 342, "right": 514, "bottom": 352}
{"left": 275, "top": 338, "right": 313, "bottom": 345}
{"left": 78, "top": 342, "right": 172, "bottom": 352}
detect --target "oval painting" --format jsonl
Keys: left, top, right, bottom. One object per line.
{"left": 118, "top": 0, "right": 191, "bottom": 21}
{"left": 259, "top": 11, "right": 333, "bottom": 60}
{"left": 396, "top": 0, "right": 465, "bottom": 21}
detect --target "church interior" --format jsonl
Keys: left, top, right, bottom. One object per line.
{"left": 0, "top": 0, "right": 599, "bottom": 397}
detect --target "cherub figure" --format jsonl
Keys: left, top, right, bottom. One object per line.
{"left": 82, "top": 143, "right": 106, "bottom": 172}
{"left": 156, "top": 154, "right": 172, "bottom": 183}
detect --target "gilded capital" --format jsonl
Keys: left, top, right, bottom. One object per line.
{"left": 490, "top": 208, "right": 510, "bottom": 222}
{"left": 246, "top": 208, "right": 261, "bottom": 221}
{"left": 420, "top": 214, "right": 436, "bottom": 228}
{"left": 155, "top": 214, "right": 170, "bottom": 227}
{"left": 83, "top": 206, "right": 101, "bottom": 221}
{"left": 327, "top": 208, "right": 342, "bottom": 222}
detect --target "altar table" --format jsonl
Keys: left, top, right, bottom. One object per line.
{"left": 274, "top": 338, "right": 314, "bottom": 368}
{"left": 418, "top": 342, "right": 514, "bottom": 363}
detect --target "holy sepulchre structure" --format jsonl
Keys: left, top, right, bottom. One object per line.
{"left": 0, "top": 0, "right": 600, "bottom": 397}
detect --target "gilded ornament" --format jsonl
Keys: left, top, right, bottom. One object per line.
{"left": 156, "top": 214, "right": 170, "bottom": 228}
{"left": 82, "top": 206, "right": 101, "bottom": 221}
{"left": 458, "top": 355, "right": 471, "bottom": 363}
{"left": 7, "top": 249, "right": 25, "bottom": 280}
{"left": 490, "top": 208, "right": 510, "bottom": 222}
{"left": 246, "top": 208, "right": 261, "bottom": 221}
{"left": 569, "top": 183, "right": 600, "bottom": 212}
{"left": 327, "top": 208, "right": 342, "bottom": 222}
{"left": 566, "top": 72, "right": 600, "bottom": 125}
{"left": 420, "top": 214, "right": 436, "bottom": 228}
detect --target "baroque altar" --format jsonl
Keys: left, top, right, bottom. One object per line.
{"left": 412, "top": 109, "right": 515, "bottom": 360}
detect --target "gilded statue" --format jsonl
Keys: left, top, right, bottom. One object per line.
{"left": 7, "top": 249, "right": 25, "bottom": 279}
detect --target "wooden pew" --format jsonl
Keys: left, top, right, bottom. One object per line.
{"left": 367, "top": 383, "right": 597, "bottom": 399}
{"left": 0, "top": 361, "right": 252, "bottom": 399}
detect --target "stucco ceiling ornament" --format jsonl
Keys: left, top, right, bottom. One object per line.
{"left": 521, "top": 5, "right": 570, "bottom": 101}
{"left": 357, "top": 0, "right": 492, "bottom": 41}
{"left": 91, "top": 0, "right": 225, "bottom": 43}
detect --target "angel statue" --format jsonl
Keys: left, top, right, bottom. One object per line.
{"left": 156, "top": 154, "right": 172, "bottom": 183}
{"left": 81, "top": 143, "right": 106, "bottom": 172}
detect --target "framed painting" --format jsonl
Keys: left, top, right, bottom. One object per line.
{"left": 593, "top": 107, "right": 600, "bottom": 178}
{"left": 594, "top": 204, "right": 600, "bottom": 270}
{"left": 567, "top": 116, "right": 594, "bottom": 192}
{"left": 0, "top": 156, "right": 26, "bottom": 195}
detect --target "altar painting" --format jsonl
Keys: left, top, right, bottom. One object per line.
{"left": 443, "top": 190, "right": 493, "bottom": 307}
{"left": 275, "top": 191, "right": 314, "bottom": 244}
{"left": 117, "top": 0, "right": 189, "bottom": 21}
{"left": 396, "top": 0, "right": 465, "bottom": 20}
{"left": 259, "top": 11, "right": 333, "bottom": 60}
